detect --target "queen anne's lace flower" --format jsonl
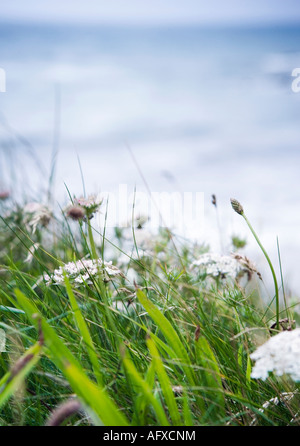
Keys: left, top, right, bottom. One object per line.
{"left": 250, "top": 329, "right": 300, "bottom": 381}
{"left": 191, "top": 252, "right": 260, "bottom": 282}
{"left": 191, "top": 253, "right": 242, "bottom": 279}
{"left": 43, "top": 258, "right": 124, "bottom": 286}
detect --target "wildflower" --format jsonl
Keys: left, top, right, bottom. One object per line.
{"left": 191, "top": 253, "right": 243, "bottom": 280}
{"left": 23, "top": 202, "right": 52, "bottom": 233}
{"left": 43, "top": 258, "right": 124, "bottom": 286}
{"left": 65, "top": 205, "right": 86, "bottom": 221}
{"left": 73, "top": 194, "right": 103, "bottom": 218}
{"left": 250, "top": 328, "right": 300, "bottom": 381}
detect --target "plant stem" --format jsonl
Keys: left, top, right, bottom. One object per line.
{"left": 87, "top": 219, "right": 98, "bottom": 260}
{"left": 242, "top": 213, "right": 280, "bottom": 331}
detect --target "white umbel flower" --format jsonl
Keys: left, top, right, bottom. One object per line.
{"left": 191, "top": 253, "right": 242, "bottom": 279}
{"left": 44, "top": 258, "right": 124, "bottom": 286}
{"left": 250, "top": 329, "right": 300, "bottom": 381}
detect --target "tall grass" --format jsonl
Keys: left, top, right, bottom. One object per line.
{"left": 0, "top": 186, "right": 299, "bottom": 426}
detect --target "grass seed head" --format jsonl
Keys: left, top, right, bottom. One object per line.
{"left": 230, "top": 198, "right": 244, "bottom": 215}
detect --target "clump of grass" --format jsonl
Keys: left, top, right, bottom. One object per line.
{"left": 0, "top": 189, "right": 299, "bottom": 426}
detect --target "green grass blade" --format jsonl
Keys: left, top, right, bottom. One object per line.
{"left": 121, "top": 345, "right": 170, "bottom": 426}
{"left": 195, "top": 335, "right": 225, "bottom": 419}
{"left": 146, "top": 334, "right": 182, "bottom": 426}
{"left": 14, "top": 288, "right": 129, "bottom": 426}
{"left": 63, "top": 273, "right": 103, "bottom": 386}
{"left": 0, "top": 342, "right": 42, "bottom": 408}
{"left": 246, "top": 354, "right": 252, "bottom": 390}
{"left": 136, "top": 288, "right": 195, "bottom": 387}
{"left": 182, "top": 387, "right": 193, "bottom": 426}
{"left": 132, "top": 360, "right": 156, "bottom": 425}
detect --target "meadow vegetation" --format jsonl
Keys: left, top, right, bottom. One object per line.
{"left": 0, "top": 186, "right": 299, "bottom": 426}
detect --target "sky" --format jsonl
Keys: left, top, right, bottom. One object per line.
{"left": 1, "top": 0, "right": 300, "bottom": 26}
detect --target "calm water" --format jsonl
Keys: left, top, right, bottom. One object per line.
{"left": 0, "top": 23, "right": 300, "bottom": 291}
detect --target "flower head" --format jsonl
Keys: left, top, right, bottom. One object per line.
{"left": 191, "top": 253, "right": 243, "bottom": 280}
{"left": 66, "top": 205, "right": 86, "bottom": 221}
{"left": 23, "top": 202, "right": 52, "bottom": 233}
{"left": 250, "top": 328, "right": 300, "bottom": 381}
{"left": 73, "top": 194, "right": 103, "bottom": 218}
{"left": 43, "top": 258, "right": 124, "bottom": 286}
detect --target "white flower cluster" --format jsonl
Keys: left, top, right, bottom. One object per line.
{"left": 191, "top": 253, "right": 243, "bottom": 279}
{"left": 250, "top": 329, "right": 300, "bottom": 381}
{"left": 74, "top": 194, "right": 103, "bottom": 212}
{"left": 43, "top": 258, "right": 123, "bottom": 286}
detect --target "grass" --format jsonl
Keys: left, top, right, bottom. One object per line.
{"left": 0, "top": 188, "right": 299, "bottom": 427}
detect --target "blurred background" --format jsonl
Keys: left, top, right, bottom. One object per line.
{"left": 0, "top": 0, "right": 300, "bottom": 292}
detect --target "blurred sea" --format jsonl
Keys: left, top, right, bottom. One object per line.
{"left": 0, "top": 23, "right": 300, "bottom": 292}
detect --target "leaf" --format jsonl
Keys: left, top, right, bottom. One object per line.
{"left": 136, "top": 288, "right": 195, "bottom": 386}
{"left": 195, "top": 335, "right": 225, "bottom": 419}
{"left": 136, "top": 287, "right": 205, "bottom": 413}
{"left": 14, "top": 288, "right": 129, "bottom": 426}
{"left": 121, "top": 345, "right": 170, "bottom": 426}
{"left": 0, "top": 342, "right": 42, "bottom": 408}
{"left": 64, "top": 273, "right": 103, "bottom": 386}
{"left": 146, "top": 334, "right": 182, "bottom": 425}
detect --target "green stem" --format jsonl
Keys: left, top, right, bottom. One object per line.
{"left": 276, "top": 236, "right": 290, "bottom": 322}
{"left": 242, "top": 213, "right": 280, "bottom": 331}
{"left": 86, "top": 218, "right": 121, "bottom": 350}
{"left": 87, "top": 219, "right": 98, "bottom": 260}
